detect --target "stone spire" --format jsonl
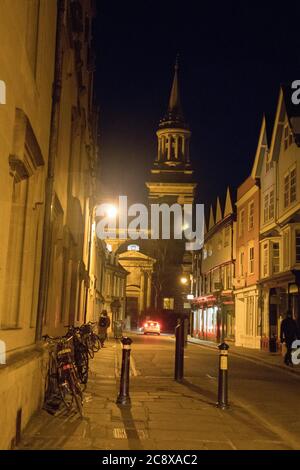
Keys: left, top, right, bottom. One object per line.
{"left": 168, "top": 56, "right": 181, "bottom": 112}
{"left": 146, "top": 57, "right": 196, "bottom": 205}
{"left": 224, "top": 187, "right": 233, "bottom": 217}
{"left": 209, "top": 205, "right": 215, "bottom": 231}
{"left": 215, "top": 197, "right": 222, "bottom": 223}
{"left": 159, "top": 56, "right": 188, "bottom": 130}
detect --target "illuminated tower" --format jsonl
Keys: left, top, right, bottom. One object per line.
{"left": 146, "top": 58, "right": 197, "bottom": 204}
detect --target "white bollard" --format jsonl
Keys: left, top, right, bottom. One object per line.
{"left": 0, "top": 340, "right": 6, "bottom": 364}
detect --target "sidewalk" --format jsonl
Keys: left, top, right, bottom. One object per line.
{"left": 188, "top": 336, "right": 300, "bottom": 377}
{"left": 18, "top": 339, "right": 292, "bottom": 450}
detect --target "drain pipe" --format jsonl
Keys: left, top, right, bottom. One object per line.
{"left": 35, "top": 0, "right": 65, "bottom": 341}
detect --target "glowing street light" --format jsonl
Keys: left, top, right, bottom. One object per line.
{"left": 106, "top": 205, "right": 117, "bottom": 218}
{"left": 180, "top": 276, "right": 188, "bottom": 285}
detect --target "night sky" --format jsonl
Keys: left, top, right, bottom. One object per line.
{"left": 93, "top": 1, "right": 300, "bottom": 213}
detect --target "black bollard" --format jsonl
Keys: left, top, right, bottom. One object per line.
{"left": 116, "top": 336, "right": 133, "bottom": 405}
{"left": 217, "top": 342, "right": 229, "bottom": 409}
{"left": 174, "top": 318, "right": 184, "bottom": 382}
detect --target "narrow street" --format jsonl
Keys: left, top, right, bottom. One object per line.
{"left": 19, "top": 334, "right": 300, "bottom": 450}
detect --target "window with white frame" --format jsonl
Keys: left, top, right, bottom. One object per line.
{"left": 284, "top": 166, "right": 297, "bottom": 209}
{"left": 249, "top": 246, "right": 254, "bottom": 274}
{"left": 248, "top": 201, "right": 254, "bottom": 230}
{"left": 240, "top": 250, "right": 245, "bottom": 277}
{"left": 283, "top": 230, "right": 290, "bottom": 269}
{"left": 290, "top": 168, "right": 297, "bottom": 204}
{"left": 263, "top": 243, "right": 268, "bottom": 277}
{"left": 284, "top": 174, "right": 289, "bottom": 208}
{"left": 239, "top": 209, "right": 245, "bottom": 237}
{"left": 263, "top": 188, "right": 275, "bottom": 223}
{"left": 264, "top": 193, "right": 269, "bottom": 224}
{"left": 272, "top": 242, "right": 280, "bottom": 274}
{"left": 269, "top": 190, "right": 274, "bottom": 219}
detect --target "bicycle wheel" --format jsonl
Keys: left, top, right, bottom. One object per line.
{"left": 69, "top": 369, "right": 83, "bottom": 417}
{"left": 58, "top": 369, "right": 74, "bottom": 410}
{"left": 77, "top": 350, "right": 89, "bottom": 385}
{"left": 86, "top": 337, "right": 95, "bottom": 359}
{"left": 92, "top": 334, "right": 101, "bottom": 353}
{"left": 74, "top": 339, "right": 89, "bottom": 383}
{"left": 44, "top": 353, "right": 60, "bottom": 403}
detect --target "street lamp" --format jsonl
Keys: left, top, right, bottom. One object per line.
{"left": 106, "top": 204, "right": 117, "bottom": 218}
{"left": 180, "top": 276, "right": 188, "bottom": 285}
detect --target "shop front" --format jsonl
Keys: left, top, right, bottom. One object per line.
{"left": 235, "top": 286, "right": 261, "bottom": 349}
{"left": 192, "top": 293, "right": 235, "bottom": 343}
{"left": 260, "top": 271, "right": 300, "bottom": 352}
{"left": 192, "top": 295, "right": 217, "bottom": 341}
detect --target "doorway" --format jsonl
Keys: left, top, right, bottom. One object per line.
{"left": 126, "top": 297, "right": 139, "bottom": 329}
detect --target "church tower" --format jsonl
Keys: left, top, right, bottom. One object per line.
{"left": 146, "top": 58, "right": 197, "bottom": 204}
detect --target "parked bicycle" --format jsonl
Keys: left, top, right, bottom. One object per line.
{"left": 43, "top": 334, "right": 83, "bottom": 416}
{"left": 79, "top": 322, "right": 101, "bottom": 359}
{"left": 65, "top": 325, "right": 90, "bottom": 386}
{"left": 42, "top": 321, "right": 102, "bottom": 416}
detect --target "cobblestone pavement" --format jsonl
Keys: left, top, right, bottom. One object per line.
{"left": 19, "top": 338, "right": 293, "bottom": 450}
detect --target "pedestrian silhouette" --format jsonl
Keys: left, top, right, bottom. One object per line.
{"left": 280, "top": 311, "right": 298, "bottom": 366}
{"left": 98, "top": 310, "right": 111, "bottom": 347}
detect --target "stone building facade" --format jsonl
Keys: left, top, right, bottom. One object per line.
{"left": 0, "top": 0, "right": 98, "bottom": 449}
{"left": 192, "top": 190, "right": 236, "bottom": 342}
{"left": 255, "top": 88, "right": 300, "bottom": 352}
{"left": 234, "top": 175, "right": 260, "bottom": 349}
{"left": 119, "top": 247, "right": 155, "bottom": 328}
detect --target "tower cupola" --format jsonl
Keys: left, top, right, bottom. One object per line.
{"left": 155, "top": 57, "right": 191, "bottom": 167}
